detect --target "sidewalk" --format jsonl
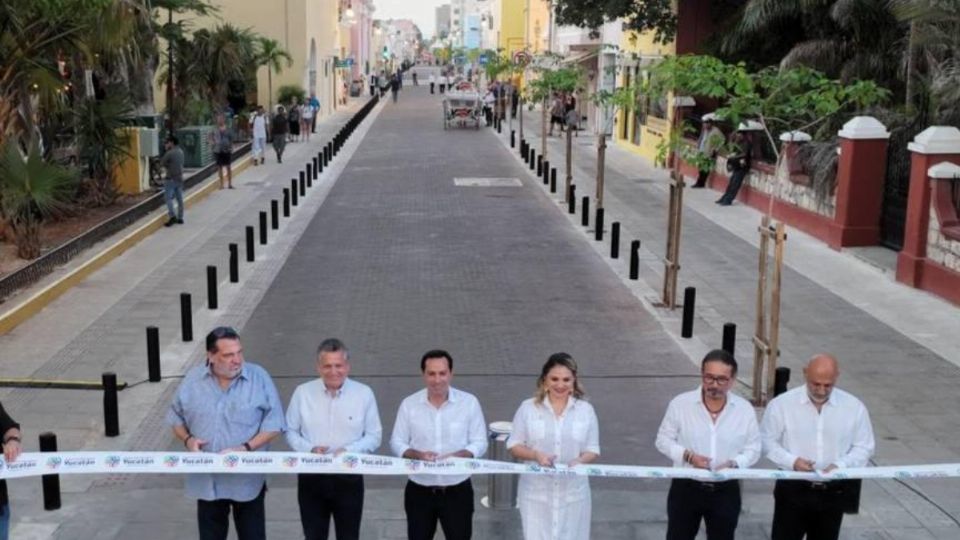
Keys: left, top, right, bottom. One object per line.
{"left": 0, "top": 99, "right": 373, "bottom": 538}
{"left": 495, "top": 110, "right": 960, "bottom": 524}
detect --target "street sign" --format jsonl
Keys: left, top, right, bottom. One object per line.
{"left": 512, "top": 50, "right": 531, "bottom": 66}
{"left": 453, "top": 54, "right": 466, "bottom": 65}
{"left": 478, "top": 54, "right": 489, "bottom": 66}
{"left": 335, "top": 58, "right": 355, "bottom": 68}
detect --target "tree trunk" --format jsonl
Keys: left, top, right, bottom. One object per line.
{"left": 518, "top": 96, "right": 524, "bottom": 139}
{"left": 541, "top": 98, "right": 547, "bottom": 161}
{"left": 12, "top": 215, "right": 42, "bottom": 260}
{"left": 905, "top": 20, "right": 918, "bottom": 112}
{"left": 596, "top": 132, "right": 607, "bottom": 209}
{"left": 268, "top": 70, "right": 274, "bottom": 112}
{"left": 565, "top": 125, "right": 573, "bottom": 202}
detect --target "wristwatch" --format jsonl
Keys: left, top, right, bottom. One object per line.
{"left": 243, "top": 442, "right": 253, "bottom": 451}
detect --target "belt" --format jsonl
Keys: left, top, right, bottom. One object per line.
{"left": 677, "top": 478, "right": 737, "bottom": 492}
{"left": 410, "top": 479, "right": 470, "bottom": 495}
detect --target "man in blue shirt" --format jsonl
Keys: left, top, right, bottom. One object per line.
{"left": 167, "top": 326, "right": 285, "bottom": 540}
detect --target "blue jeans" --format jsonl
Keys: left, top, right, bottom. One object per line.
{"left": 164, "top": 180, "right": 184, "bottom": 220}
{"left": 0, "top": 503, "right": 10, "bottom": 540}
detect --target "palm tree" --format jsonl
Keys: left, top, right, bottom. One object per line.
{"left": 0, "top": 139, "right": 78, "bottom": 259}
{"left": 256, "top": 37, "right": 292, "bottom": 112}
{"left": 191, "top": 24, "right": 258, "bottom": 110}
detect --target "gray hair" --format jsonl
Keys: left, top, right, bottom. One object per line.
{"left": 317, "top": 338, "right": 349, "bottom": 360}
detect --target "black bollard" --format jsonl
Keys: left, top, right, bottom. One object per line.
{"left": 511, "top": 130, "right": 515, "bottom": 148}
{"left": 271, "top": 200, "right": 279, "bottom": 230}
{"left": 311, "top": 158, "right": 318, "bottom": 179}
{"left": 681, "top": 287, "right": 696, "bottom": 338}
{"left": 537, "top": 156, "right": 543, "bottom": 177}
{"left": 245, "top": 226, "right": 255, "bottom": 262}
{"left": 774, "top": 367, "right": 791, "bottom": 396}
{"left": 497, "top": 118, "right": 502, "bottom": 134}
{"left": 146, "top": 326, "right": 160, "bottom": 382}
{"left": 568, "top": 185, "right": 576, "bottom": 214}
{"left": 283, "top": 189, "right": 290, "bottom": 217}
{"left": 324, "top": 146, "right": 329, "bottom": 167}
{"left": 307, "top": 163, "right": 313, "bottom": 187}
{"left": 229, "top": 243, "right": 239, "bottom": 283}
{"left": 542, "top": 160, "right": 550, "bottom": 185}
{"left": 530, "top": 149, "right": 536, "bottom": 170}
{"left": 722, "top": 323, "right": 737, "bottom": 355}
{"left": 581, "top": 197, "right": 590, "bottom": 226}
{"left": 259, "top": 212, "right": 268, "bottom": 245}
{"left": 39, "top": 432, "right": 61, "bottom": 510}
{"left": 611, "top": 222, "right": 620, "bottom": 258}
{"left": 630, "top": 240, "right": 640, "bottom": 280}
{"left": 299, "top": 173, "right": 306, "bottom": 197}
{"left": 206, "top": 265, "right": 218, "bottom": 309}
{"left": 180, "top": 293, "right": 193, "bottom": 342}
{"left": 290, "top": 179, "right": 298, "bottom": 206}
{"left": 595, "top": 208, "right": 605, "bottom": 241}
{"left": 102, "top": 372, "right": 119, "bottom": 437}
{"left": 550, "top": 168, "right": 557, "bottom": 193}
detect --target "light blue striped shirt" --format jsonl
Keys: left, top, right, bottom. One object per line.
{"left": 167, "top": 362, "right": 285, "bottom": 501}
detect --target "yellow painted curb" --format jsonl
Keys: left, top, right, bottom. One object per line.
{"left": 0, "top": 157, "right": 252, "bottom": 336}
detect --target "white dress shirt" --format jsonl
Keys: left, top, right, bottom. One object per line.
{"left": 285, "top": 378, "right": 382, "bottom": 454}
{"left": 507, "top": 397, "right": 600, "bottom": 540}
{"left": 761, "top": 386, "right": 875, "bottom": 471}
{"left": 390, "top": 387, "right": 488, "bottom": 486}
{"left": 655, "top": 387, "right": 761, "bottom": 472}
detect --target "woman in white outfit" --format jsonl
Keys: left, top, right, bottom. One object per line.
{"left": 507, "top": 353, "right": 600, "bottom": 540}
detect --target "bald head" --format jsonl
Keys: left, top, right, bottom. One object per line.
{"left": 804, "top": 354, "right": 839, "bottom": 404}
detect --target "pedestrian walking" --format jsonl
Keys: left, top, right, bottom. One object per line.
{"left": 716, "top": 126, "right": 753, "bottom": 205}
{"left": 692, "top": 114, "right": 724, "bottom": 188}
{"left": 160, "top": 135, "right": 185, "bottom": 227}
{"left": 301, "top": 98, "right": 315, "bottom": 142}
{"left": 288, "top": 100, "right": 302, "bottom": 142}
{"left": 390, "top": 74, "right": 400, "bottom": 103}
{"left": 439, "top": 74, "right": 447, "bottom": 94}
{"left": 412, "top": 71, "right": 418, "bottom": 86}
{"left": 250, "top": 106, "right": 267, "bottom": 166}
{"left": 509, "top": 81, "right": 519, "bottom": 118}
{"left": 166, "top": 326, "right": 285, "bottom": 540}
{"left": 507, "top": 353, "right": 600, "bottom": 540}
{"left": 271, "top": 106, "right": 288, "bottom": 163}
{"left": 483, "top": 88, "right": 495, "bottom": 126}
{"left": 655, "top": 349, "right": 761, "bottom": 540}
{"left": 761, "top": 354, "right": 875, "bottom": 540}
{"left": 309, "top": 93, "right": 321, "bottom": 133}
{"left": 210, "top": 115, "right": 234, "bottom": 189}
{"left": 429, "top": 74, "right": 436, "bottom": 94}
{"left": 549, "top": 94, "right": 565, "bottom": 136}
{"left": 0, "top": 402, "right": 23, "bottom": 540}
{"left": 286, "top": 339, "right": 382, "bottom": 540}
{"left": 370, "top": 74, "right": 378, "bottom": 97}
{"left": 390, "top": 350, "right": 487, "bottom": 540}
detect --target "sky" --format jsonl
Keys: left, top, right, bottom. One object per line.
{"left": 375, "top": 0, "right": 443, "bottom": 38}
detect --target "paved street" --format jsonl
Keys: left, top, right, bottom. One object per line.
{"left": 1, "top": 81, "right": 959, "bottom": 539}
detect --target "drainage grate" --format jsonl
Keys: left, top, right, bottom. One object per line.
{"left": 454, "top": 177, "right": 522, "bottom": 187}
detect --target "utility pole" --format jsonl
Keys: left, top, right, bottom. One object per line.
{"left": 166, "top": 8, "right": 174, "bottom": 134}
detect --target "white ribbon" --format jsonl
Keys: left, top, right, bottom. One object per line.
{"left": 3, "top": 452, "right": 959, "bottom": 482}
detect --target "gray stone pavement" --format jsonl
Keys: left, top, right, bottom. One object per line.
{"left": 0, "top": 85, "right": 957, "bottom": 539}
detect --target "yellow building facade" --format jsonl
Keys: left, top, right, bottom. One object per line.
{"left": 497, "top": 0, "right": 525, "bottom": 56}
{"left": 525, "top": 0, "right": 550, "bottom": 53}
{"left": 614, "top": 31, "right": 677, "bottom": 162}
{"left": 154, "top": 0, "right": 344, "bottom": 120}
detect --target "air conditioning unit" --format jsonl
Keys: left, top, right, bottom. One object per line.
{"left": 139, "top": 128, "right": 160, "bottom": 157}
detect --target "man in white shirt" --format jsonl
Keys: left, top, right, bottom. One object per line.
{"left": 250, "top": 106, "right": 267, "bottom": 166}
{"left": 390, "top": 349, "right": 487, "bottom": 540}
{"left": 761, "top": 354, "right": 875, "bottom": 540}
{"left": 655, "top": 349, "right": 760, "bottom": 540}
{"left": 286, "top": 339, "right": 382, "bottom": 540}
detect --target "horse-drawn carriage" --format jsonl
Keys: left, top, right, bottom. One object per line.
{"left": 442, "top": 81, "right": 482, "bottom": 130}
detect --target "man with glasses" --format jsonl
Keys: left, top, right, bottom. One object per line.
{"left": 655, "top": 349, "right": 760, "bottom": 540}
{"left": 285, "top": 338, "right": 382, "bottom": 540}
{"left": 167, "top": 327, "right": 286, "bottom": 540}
{"left": 761, "top": 354, "right": 875, "bottom": 540}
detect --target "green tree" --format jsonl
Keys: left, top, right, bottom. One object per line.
{"left": 256, "top": 37, "right": 292, "bottom": 112}
{"left": 192, "top": 24, "right": 258, "bottom": 110}
{"left": 553, "top": 0, "right": 677, "bottom": 43}
{"left": 0, "top": 139, "right": 78, "bottom": 259}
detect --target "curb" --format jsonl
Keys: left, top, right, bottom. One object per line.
{"left": 0, "top": 156, "right": 254, "bottom": 335}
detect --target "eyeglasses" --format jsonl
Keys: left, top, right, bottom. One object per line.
{"left": 702, "top": 375, "right": 732, "bottom": 386}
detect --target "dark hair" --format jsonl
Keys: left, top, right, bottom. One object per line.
{"left": 535, "top": 352, "right": 585, "bottom": 403}
{"left": 317, "top": 338, "right": 349, "bottom": 360}
{"left": 420, "top": 349, "right": 453, "bottom": 372}
{"left": 205, "top": 326, "right": 240, "bottom": 353}
{"left": 701, "top": 349, "right": 737, "bottom": 375}
{"left": 166, "top": 135, "right": 179, "bottom": 146}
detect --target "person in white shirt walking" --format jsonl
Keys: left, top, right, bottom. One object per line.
{"left": 250, "top": 106, "right": 267, "bottom": 166}
{"left": 507, "top": 353, "right": 600, "bottom": 540}
{"left": 285, "top": 339, "right": 382, "bottom": 540}
{"left": 390, "top": 349, "right": 487, "bottom": 540}
{"left": 761, "top": 354, "right": 875, "bottom": 540}
{"left": 655, "top": 349, "right": 761, "bottom": 540}
{"left": 429, "top": 74, "right": 436, "bottom": 94}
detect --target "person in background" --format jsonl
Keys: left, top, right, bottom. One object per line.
{"left": 301, "top": 98, "right": 315, "bottom": 143}
{"left": 508, "top": 353, "right": 600, "bottom": 540}
{"left": 716, "top": 126, "right": 754, "bottom": 206}
{"left": 250, "top": 106, "right": 267, "bottom": 166}
{"left": 210, "top": 114, "right": 234, "bottom": 189}
{"left": 271, "top": 105, "right": 289, "bottom": 163}
{"left": 692, "top": 114, "right": 724, "bottom": 188}
{"left": 288, "top": 99, "right": 302, "bottom": 143}
{"left": 160, "top": 135, "right": 185, "bottom": 227}
{"left": 309, "top": 93, "right": 321, "bottom": 133}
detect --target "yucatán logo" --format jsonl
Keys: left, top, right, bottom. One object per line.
{"left": 223, "top": 455, "right": 240, "bottom": 468}
{"left": 45, "top": 456, "right": 62, "bottom": 470}
{"left": 104, "top": 455, "right": 123, "bottom": 468}
{"left": 282, "top": 456, "right": 299, "bottom": 468}
{"left": 164, "top": 455, "right": 180, "bottom": 468}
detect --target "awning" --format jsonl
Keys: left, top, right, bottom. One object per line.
{"left": 562, "top": 46, "right": 600, "bottom": 66}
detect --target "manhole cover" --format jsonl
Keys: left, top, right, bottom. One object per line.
{"left": 454, "top": 177, "right": 522, "bottom": 187}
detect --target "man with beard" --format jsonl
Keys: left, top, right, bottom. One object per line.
{"left": 655, "top": 349, "right": 760, "bottom": 540}
{"left": 762, "top": 354, "right": 875, "bottom": 540}
{"left": 167, "top": 326, "right": 285, "bottom": 540}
